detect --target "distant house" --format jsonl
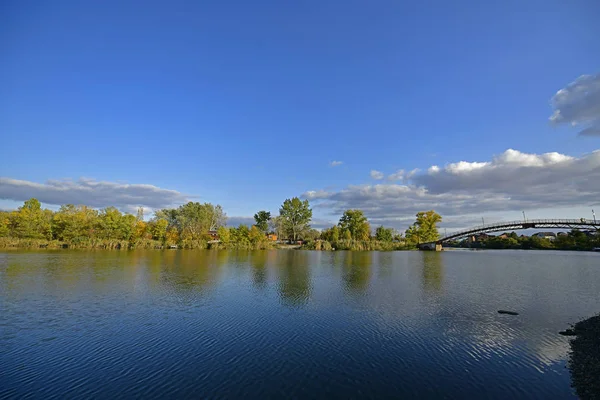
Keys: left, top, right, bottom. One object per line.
{"left": 207, "top": 230, "right": 219, "bottom": 240}
{"left": 534, "top": 232, "right": 556, "bottom": 241}
{"left": 557, "top": 232, "right": 568, "bottom": 237}
{"left": 468, "top": 233, "right": 490, "bottom": 243}
{"left": 267, "top": 233, "right": 278, "bottom": 241}
{"left": 498, "top": 233, "right": 510, "bottom": 239}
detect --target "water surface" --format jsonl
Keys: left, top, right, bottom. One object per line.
{"left": 1, "top": 250, "right": 599, "bottom": 398}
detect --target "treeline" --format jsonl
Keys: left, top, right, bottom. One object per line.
{"left": 447, "top": 231, "right": 600, "bottom": 251}
{"left": 0, "top": 198, "right": 444, "bottom": 251}
{"left": 0, "top": 197, "right": 313, "bottom": 250}
{"left": 303, "top": 210, "right": 442, "bottom": 251}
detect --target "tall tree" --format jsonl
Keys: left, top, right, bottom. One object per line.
{"left": 279, "top": 197, "right": 312, "bottom": 241}
{"left": 253, "top": 211, "right": 271, "bottom": 233}
{"left": 210, "top": 205, "right": 227, "bottom": 231}
{"left": 405, "top": 210, "right": 442, "bottom": 244}
{"left": 136, "top": 207, "right": 144, "bottom": 222}
{"left": 270, "top": 215, "right": 286, "bottom": 240}
{"left": 338, "top": 209, "right": 370, "bottom": 240}
{"left": 13, "top": 198, "right": 52, "bottom": 239}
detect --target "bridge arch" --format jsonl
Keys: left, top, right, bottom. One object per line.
{"left": 418, "top": 219, "right": 599, "bottom": 251}
{"left": 438, "top": 219, "right": 599, "bottom": 243}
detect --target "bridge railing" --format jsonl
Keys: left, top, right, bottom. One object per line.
{"left": 439, "top": 218, "right": 599, "bottom": 242}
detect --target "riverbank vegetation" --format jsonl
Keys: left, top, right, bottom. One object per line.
{"left": 446, "top": 230, "right": 600, "bottom": 251}
{"left": 0, "top": 198, "right": 442, "bottom": 251}
{"left": 0, "top": 198, "right": 306, "bottom": 250}
{"left": 302, "top": 209, "right": 442, "bottom": 251}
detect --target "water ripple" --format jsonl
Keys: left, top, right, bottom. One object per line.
{"left": 2, "top": 250, "right": 597, "bottom": 398}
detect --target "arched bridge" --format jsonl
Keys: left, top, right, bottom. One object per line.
{"left": 418, "top": 219, "right": 600, "bottom": 251}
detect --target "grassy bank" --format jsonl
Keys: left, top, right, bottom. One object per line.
{"left": 0, "top": 237, "right": 277, "bottom": 251}
{"left": 302, "top": 239, "right": 414, "bottom": 251}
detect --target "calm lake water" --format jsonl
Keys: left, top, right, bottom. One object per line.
{"left": 1, "top": 249, "right": 599, "bottom": 399}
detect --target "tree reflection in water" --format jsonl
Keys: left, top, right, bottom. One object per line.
{"left": 276, "top": 251, "right": 312, "bottom": 307}
{"left": 159, "top": 250, "right": 224, "bottom": 294}
{"left": 421, "top": 252, "right": 444, "bottom": 293}
{"left": 342, "top": 251, "right": 372, "bottom": 294}
{"left": 250, "top": 251, "right": 268, "bottom": 289}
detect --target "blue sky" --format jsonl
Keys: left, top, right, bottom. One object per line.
{"left": 1, "top": 0, "right": 599, "bottom": 231}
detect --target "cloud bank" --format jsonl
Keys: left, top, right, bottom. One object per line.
{"left": 0, "top": 177, "right": 189, "bottom": 213}
{"left": 303, "top": 149, "right": 600, "bottom": 229}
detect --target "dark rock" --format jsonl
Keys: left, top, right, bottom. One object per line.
{"left": 567, "top": 314, "right": 600, "bottom": 399}
{"left": 498, "top": 310, "right": 519, "bottom": 315}
{"left": 559, "top": 329, "right": 577, "bottom": 336}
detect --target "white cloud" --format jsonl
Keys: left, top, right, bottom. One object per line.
{"left": 329, "top": 161, "right": 343, "bottom": 167}
{"left": 415, "top": 148, "right": 590, "bottom": 194}
{"left": 549, "top": 73, "right": 600, "bottom": 136}
{"left": 303, "top": 149, "right": 600, "bottom": 231}
{"left": 370, "top": 170, "right": 384, "bottom": 180}
{"left": 387, "top": 169, "right": 405, "bottom": 181}
{"left": 0, "top": 177, "right": 189, "bottom": 213}
{"left": 406, "top": 168, "right": 420, "bottom": 179}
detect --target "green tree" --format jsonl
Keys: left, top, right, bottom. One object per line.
{"left": 217, "top": 226, "right": 230, "bottom": 244}
{"left": 320, "top": 226, "right": 339, "bottom": 242}
{"left": 405, "top": 225, "right": 420, "bottom": 245}
{"left": 253, "top": 211, "right": 271, "bottom": 233}
{"left": 0, "top": 211, "right": 10, "bottom": 237}
{"left": 52, "top": 205, "right": 99, "bottom": 243}
{"left": 149, "top": 218, "right": 168, "bottom": 242}
{"left": 330, "top": 225, "right": 340, "bottom": 242}
{"left": 13, "top": 198, "right": 52, "bottom": 239}
{"left": 97, "top": 207, "right": 135, "bottom": 240}
{"left": 405, "top": 210, "right": 442, "bottom": 244}
{"left": 249, "top": 225, "right": 266, "bottom": 245}
{"left": 279, "top": 197, "right": 312, "bottom": 241}
{"left": 154, "top": 208, "right": 179, "bottom": 228}
{"left": 375, "top": 225, "right": 395, "bottom": 242}
{"left": 338, "top": 209, "right": 370, "bottom": 240}
{"left": 230, "top": 225, "right": 250, "bottom": 246}
{"left": 136, "top": 207, "right": 144, "bottom": 222}
{"left": 156, "top": 202, "right": 227, "bottom": 241}
{"left": 270, "top": 215, "right": 286, "bottom": 240}
{"left": 303, "top": 228, "right": 320, "bottom": 241}
{"left": 342, "top": 229, "right": 352, "bottom": 241}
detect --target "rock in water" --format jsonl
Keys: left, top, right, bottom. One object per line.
{"left": 559, "top": 329, "right": 577, "bottom": 336}
{"left": 567, "top": 314, "right": 600, "bottom": 399}
{"left": 497, "top": 310, "right": 519, "bottom": 315}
